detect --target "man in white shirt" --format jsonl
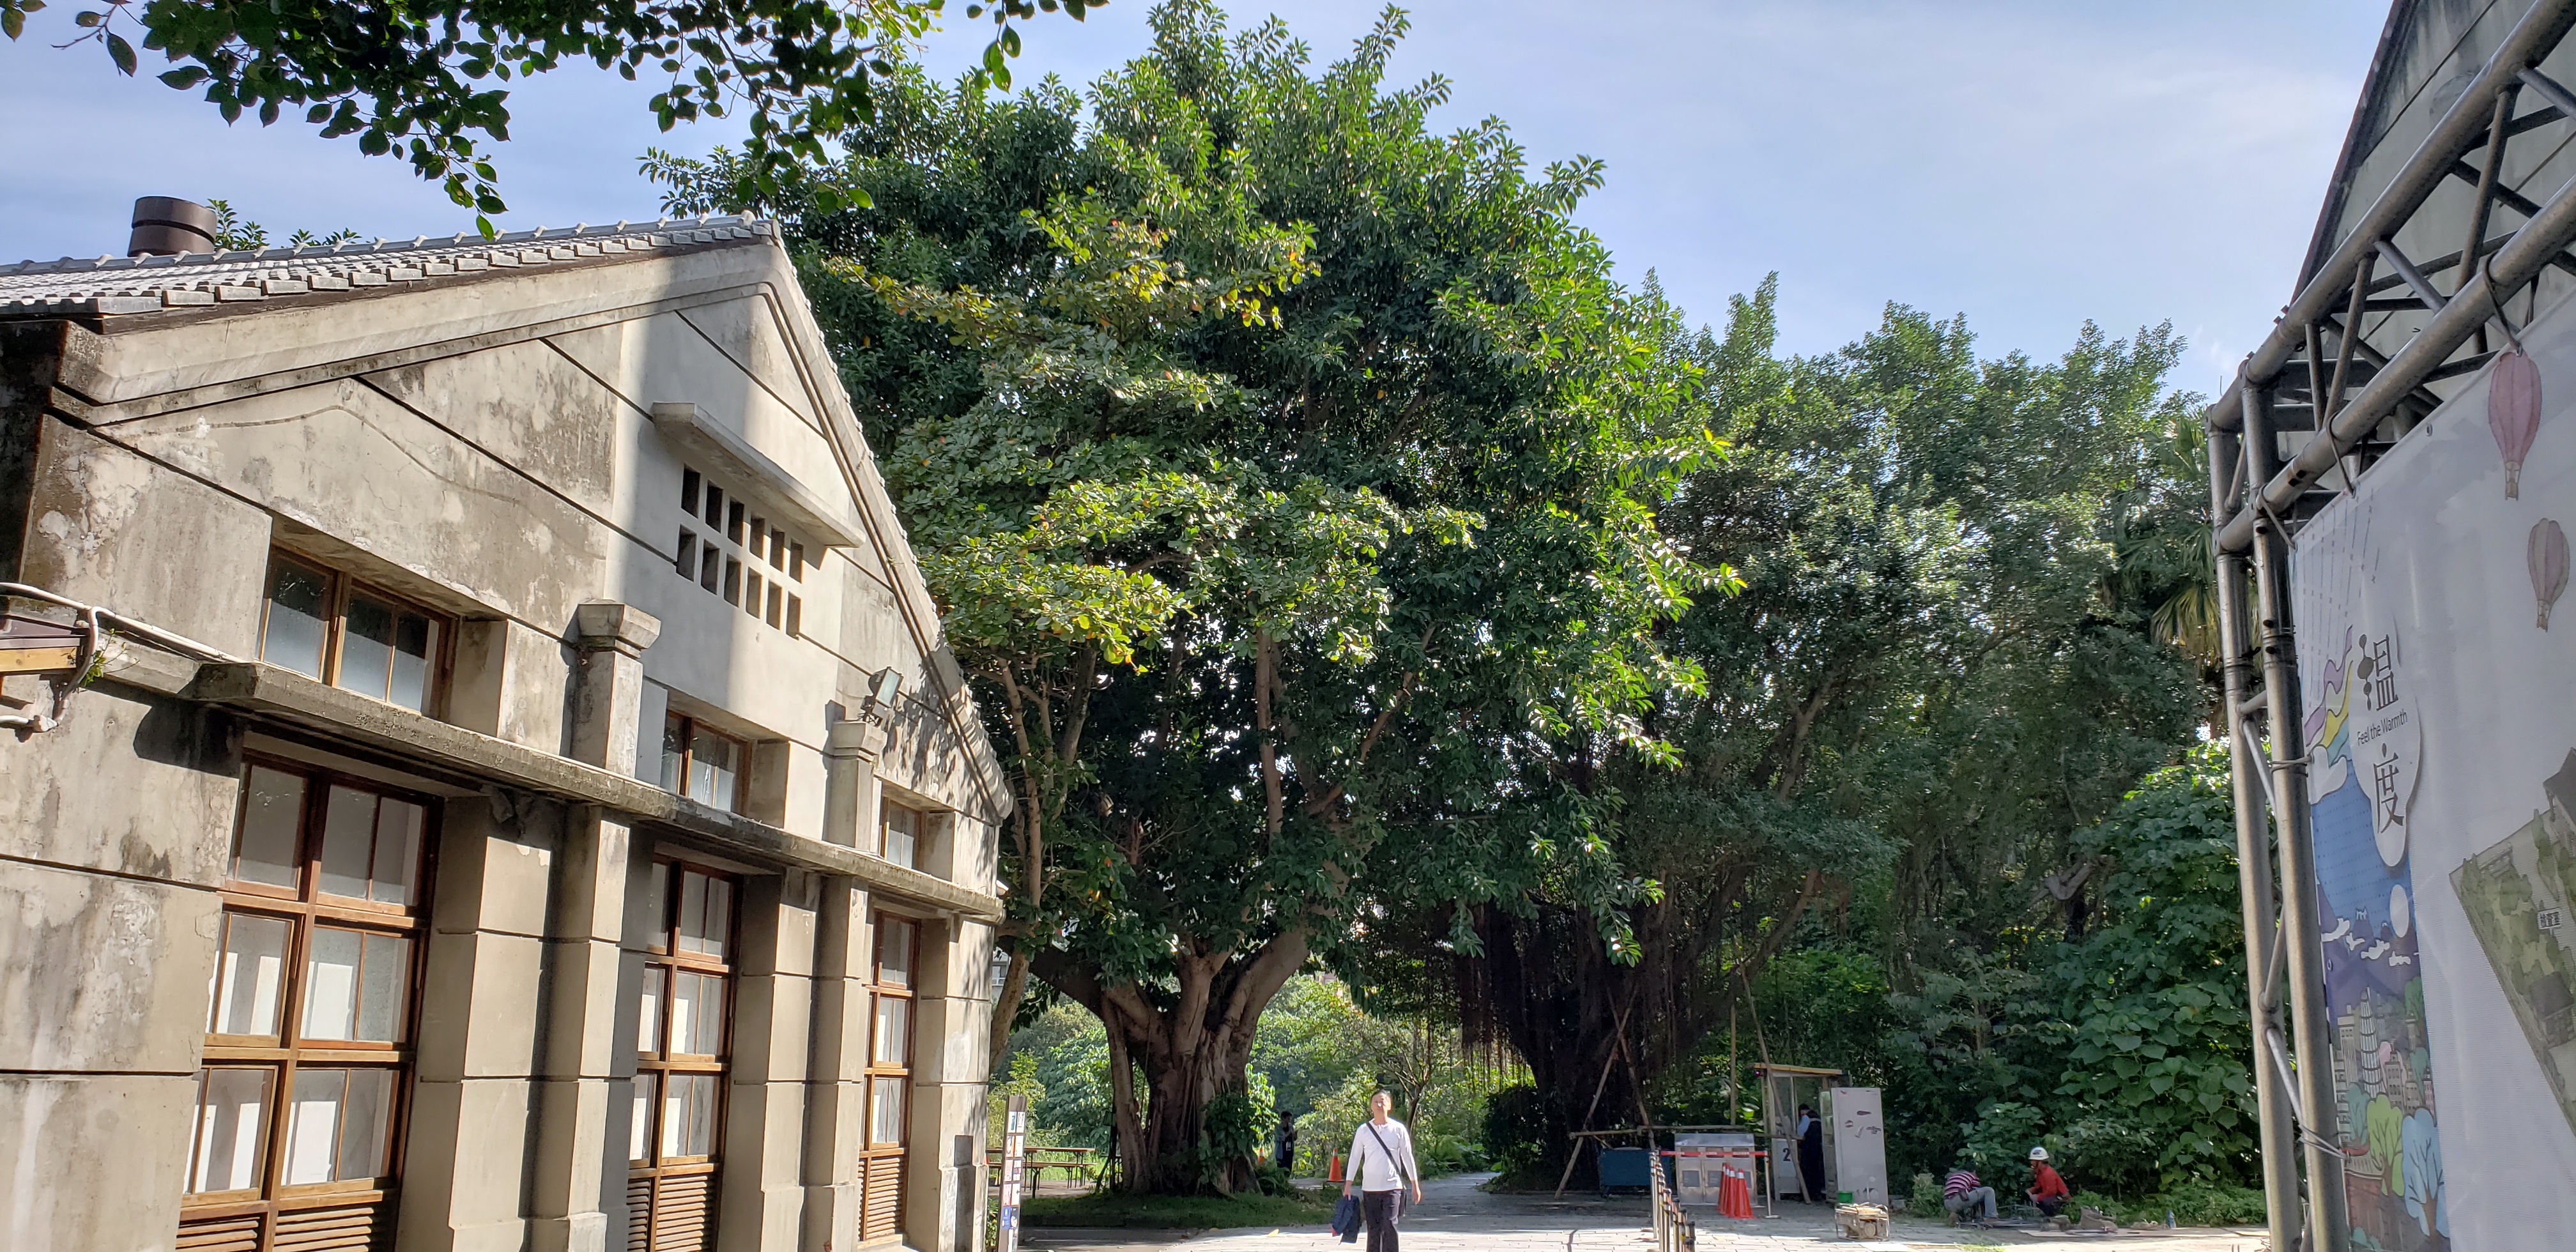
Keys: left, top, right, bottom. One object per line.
{"left": 1342, "top": 1090, "right": 1422, "bottom": 1252}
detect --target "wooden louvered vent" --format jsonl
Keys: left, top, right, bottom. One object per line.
{"left": 628, "top": 1170, "right": 719, "bottom": 1252}
{"left": 860, "top": 1156, "right": 904, "bottom": 1243}
{"left": 179, "top": 1198, "right": 395, "bottom": 1252}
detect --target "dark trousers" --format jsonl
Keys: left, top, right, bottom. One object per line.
{"left": 1797, "top": 1143, "right": 1825, "bottom": 1202}
{"left": 1362, "top": 1189, "right": 1401, "bottom": 1252}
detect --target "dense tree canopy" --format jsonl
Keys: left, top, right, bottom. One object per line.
{"left": 645, "top": 0, "right": 2234, "bottom": 1207}
{"left": 656, "top": 0, "right": 1715, "bottom": 1193}
{"left": 1462, "top": 280, "right": 2211, "bottom": 1181}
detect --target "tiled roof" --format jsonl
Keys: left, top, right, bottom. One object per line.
{"left": 0, "top": 215, "right": 775, "bottom": 317}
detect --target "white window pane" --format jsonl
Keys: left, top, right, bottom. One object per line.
{"left": 644, "top": 862, "right": 669, "bottom": 949}
{"left": 669, "top": 972, "right": 700, "bottom": 1057}
{"left": 211, "top": 912, "right": 290, "bottom": 1037}
{"left": 879, "top": 919, "right": 914, "bottom": 988}
{"left": 871, "top": 1076, "right": 907, "bottom": 1145}
{"left": 337, "top": 593, "right": 397, "bottom": 701}
{"left": 284, "top": 1068, "right": 346, "bottom": 1185}
{"left": 356, "top": 934, "right": 409, "bottom": 1042}
{"left": 638, "top": 966, "right": 664, "bottom": 1055}
{"left": 302, "top": 927, "right": 362, "bottom": 1041}
{"left": 881, "top": 805, "right": 919, "bottom": 869}
{"left": 335, "top": 1070, "right": 395, "bottom": 1180}
{"left": 631, "top": 1074, "right": 656, "bottom": 1163}
{"left": 672, "top": 972, "right": 724, "bottom": 1056}
{"left": 371, "top": 798, "right": 424, "bottom": 906}
{"left": 388, "top": 613, "right": 437, "bottom": 712}
{"left": 701, "top": 879, "right": 731, "bottom": 961}
{"left": 659, "top": 717, "right": 685, "bottom": 794}
{"left": 677, "top": 872, "right": 708, "bottom": 955}
{"left": 191, "top": 1068, "right": 273, "bottom": 1193}
{"left": 663, "top": 1073, "right": 717, "bottom": 1158}
{"left": 262, "top": 563, "right": 330, "bottom": 678}
{"left": 233, "top": 767, "right": 305, "bottom": 888}
{"left": 873, "top": 995, "right": 910, "bottom": 1067}
{"left": 691, "top": 729, "right": 737, "bottom": 812}
{"left": 318, "top": 786, "right": 378, "bottom": 899}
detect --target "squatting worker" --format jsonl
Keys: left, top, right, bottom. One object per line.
{"left": 1795, "top": 1104, "right": 1826, "bottom": 1203}
{"left": 2027, "top": 1147, "right": 2069, "bottom": 1218}
{"left": 1344, "top": 1090, "right": 1422, "bottom": 1252}
{"left": 1942, "top": 1165, "right": 1996, "bottom": 1223}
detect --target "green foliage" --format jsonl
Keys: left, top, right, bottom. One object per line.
{"left": 10, "top": 0, "right": 1081, "bottom": 230}
{"left": 1478, "top": 1085, "right": 1551, "bottom": 1179}
{"left": 1200, "top": 1077, "right": 1276, "bottom": 1184}
{"left": 2048, "top": 744, "right": 2254, "bottom": 1187}
{"left": 1959, "top": 1102, "right": 2046, "bottom": 1195}
{"left": 654, "top": 1, "right": 1719, "bottom": 1192}
{"left": 203, "top": 198, "right": 360, "bottom": 251}
{"left": 2045, "top": 1117, "right": 2159, "bottom": 1199}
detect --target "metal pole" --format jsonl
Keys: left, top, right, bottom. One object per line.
{"left": 2205, "top": 0, "right": 2576, "bottom": 435}
{"left": 2207, "top": 413, "right": 2299, "bottom": 1252}
{"left": 2241, "top": 380, "right": 2351, "bottom": 1252}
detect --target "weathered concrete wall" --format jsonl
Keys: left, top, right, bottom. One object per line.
{"left": 1, "top": 233, "right": 1003, "bottom": 1252}
{"left": 0, "top": 657, "right": 241, "bottom": 1250}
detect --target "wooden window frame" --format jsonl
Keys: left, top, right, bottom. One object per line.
{"left": 181, "top": 757, "right": 438, "bottom": 1251}
{"left": 857, "top": 912, "right": 919, "bottom": 1242}
{"left": 877, "top": 800, "right": 930, "bottom": 871}
{"left": 662, "top": 714, "right": 746, "bottom": 814}
{"left": 257, "top": 550, "right": 454, "bottom": 718}
{"left": 629, "top": 860, "right": 738, "bottom": 1251}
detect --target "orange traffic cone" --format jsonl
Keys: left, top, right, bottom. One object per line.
{"left": 1328, "top": 1153, "right": 1344, "bottom": 1182}
{"left": 1718, "top": 1166, "right": 1752, "bottom": 1219}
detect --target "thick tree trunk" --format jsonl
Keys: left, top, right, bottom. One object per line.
{"left": 1039, "top": 928, "right": 1310, "bottom": 1194}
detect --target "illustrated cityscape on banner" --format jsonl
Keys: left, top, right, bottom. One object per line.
{"left": 2292, "top": 300, "right": 2576, "bottom": 1251}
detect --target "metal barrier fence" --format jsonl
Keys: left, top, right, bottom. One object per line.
{"left": 1648, "top": 1152, "right": 1695, "bottom": 1252}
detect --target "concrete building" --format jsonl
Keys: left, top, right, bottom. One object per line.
{"left": 0, "top": 207, "right": 1010, "bottom": 1252}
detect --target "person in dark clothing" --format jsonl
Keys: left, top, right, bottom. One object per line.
{"left": 1275, "top": 1110, "right": 1299, "bottom": 1171}
{"left": 1795, "top": 1104, "right": 1826, "bottom": 1203}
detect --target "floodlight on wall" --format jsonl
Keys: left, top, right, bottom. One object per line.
{"left": 860, "top": 667, "right": 903, "bottom": 724}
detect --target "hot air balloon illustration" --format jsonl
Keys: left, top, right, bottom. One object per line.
{"left": 2491, "top": 348, "right": 2542, "bottom": 498}
{"left": 2534, "top": 518, "right": 2568, "bottom": 630}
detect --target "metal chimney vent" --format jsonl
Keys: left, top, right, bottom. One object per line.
{"left": 128, "top": 197, "right": 219, "bottom": 257}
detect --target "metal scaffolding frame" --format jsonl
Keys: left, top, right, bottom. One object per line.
{"left": 2203, "top": 4, "right": 2576, "bottom": 1250}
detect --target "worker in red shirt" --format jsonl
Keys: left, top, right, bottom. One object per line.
{"left": 2026, "top": 1147, "right": 2069, "bottom": 1217}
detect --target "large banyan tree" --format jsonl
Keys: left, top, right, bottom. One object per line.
{"left": 1451, "top": 287, "right": 2208, "bottom": 1177}
{"left": 655, "top": 0, "right": 1719, "bottom": 1192}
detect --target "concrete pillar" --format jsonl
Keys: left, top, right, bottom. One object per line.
{"left": 907, "top": 917, "right": 996, "bottom": 1252}
{"left": 721, "top": 872, "right": 820, "bottom": 1252}
{"left": 525, "top": 601, "right": 656, "bottom": 1252}
{"left": 567, "top": 602, "right": 661, "bottom": 774}
{"left": 800, "top": 879, "right": 874, "bottom": 1252}
{"left": 529, "top": 807, "right": 636, "bottom": 1252}
{"left": 819, "top": 719, "right": 885, "bottom": 850}
{"left": 404, "top": 799, "right": 562, "bottom": 1252}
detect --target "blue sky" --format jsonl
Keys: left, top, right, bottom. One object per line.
{"left": 1, "top": 1, "right": 2382, "bottom": 391}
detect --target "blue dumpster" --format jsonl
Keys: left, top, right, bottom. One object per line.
{"left": 1597, "top": 1146, "right": 1654, "bottom": 1194}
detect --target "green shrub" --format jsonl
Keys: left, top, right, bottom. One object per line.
{"left": 1480, "top": 1085, "right": 1551, "bottom": 1177}
{"left": 2047, "top": 1117, "right": 2159, "bottom": 1198}
{"left": 1906, "top": 1173, "right": 1943, "bottom": 1219}
{"left": 1960, "top": 1102, "right": 2047, "bottom": 1195}
{"left": 2155, "top": 1179, "right": 2267, "bottom": 1226}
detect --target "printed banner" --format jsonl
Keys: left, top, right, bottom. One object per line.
{"left": 2292, "top": 298, "right": 2576, "bottom": 1250}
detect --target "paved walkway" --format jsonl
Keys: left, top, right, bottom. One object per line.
{"left": 1029, "top": 1173, "right": 2275, "bottom": 1252}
